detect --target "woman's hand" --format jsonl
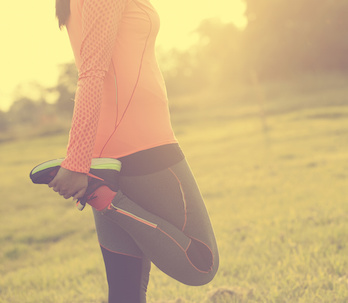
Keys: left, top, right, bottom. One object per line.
{"left": 48, "top": 167, "right": 88, "bottom": 201}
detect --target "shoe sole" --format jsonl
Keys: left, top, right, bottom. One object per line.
{"left": 30, "top": 158, "right": 121, "bottom": 184}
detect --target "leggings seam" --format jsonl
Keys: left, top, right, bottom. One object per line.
{"left": 168, "top": 167, "right": 187, "bottom": 231}
{"left": 113, "top": 206, "right": 158, "bottom": 228}
{"left": 156, "top": 226, "right": 190, "bottom": 252}
{"left": 99, "top": 242, "right": 143, "bottom": 259}
{"left": 190, "top": 236, "right": 215, "bottom": 272}
{"left": 157, "top": 227, "right": 210, "bottom": 274}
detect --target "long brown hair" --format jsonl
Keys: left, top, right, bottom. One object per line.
{"left": 56, "top": 0, "right": 71, "bottom": 28}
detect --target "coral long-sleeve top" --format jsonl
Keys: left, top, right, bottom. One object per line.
{"left": 61, "top": 0, "right": 177, "bottom": 173}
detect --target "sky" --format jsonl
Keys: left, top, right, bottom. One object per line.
{"left": 0, "top": 0, "right": 246, "bottom": 111}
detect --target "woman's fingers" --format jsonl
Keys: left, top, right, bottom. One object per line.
{"left": 63, "top": 191, "right": 73, "bottom": 199}
{"left": 48, "top": 167, "right": 89, "bottom": 200}
{"left": 73, "top": 187, "right": 87, "bottom": 201}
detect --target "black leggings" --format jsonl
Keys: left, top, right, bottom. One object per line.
{"left": 96, "top": 159, "right": 219, "bottom": 302}
{"left": 100, "top": 246, "right": 150, "bottom": 303}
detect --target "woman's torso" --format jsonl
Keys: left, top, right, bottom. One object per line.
{"left": 67, "top": 0, "right": 177, "bottom": 159}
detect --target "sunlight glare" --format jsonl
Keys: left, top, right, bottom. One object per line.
{"left": 153, "top": 0, "right": 247, "bottom": 50}
{"left": 0, "top": 0, "right": 247, "bottom": 111}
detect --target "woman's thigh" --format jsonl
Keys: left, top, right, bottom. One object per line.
{"left": 119, "top": 159, "right": 216, "bottom": 245}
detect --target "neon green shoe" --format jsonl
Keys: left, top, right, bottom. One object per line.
{"left": 30, "top": 158, "right": 121, "bottom": 210}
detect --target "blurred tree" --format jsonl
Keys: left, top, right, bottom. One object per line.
{"left": 8, "top": 97, "right": 40, "bottom": 125}
{"left": 52, "top": 62, "right": 77, "bottom": 115}
{"left": 160, "top": 48, "right": 201, "bottom": 96}
{"left": 160, "top": 19, "right": 244, "bottom": 96}
{"left": 193, "top": 19, "right": 245, "bottom": 87}
{"left": 243, "top": 0, "right": 348, "bottom": 79}
{"left": 0, "top": 110, "right": 9, "bottom": 132}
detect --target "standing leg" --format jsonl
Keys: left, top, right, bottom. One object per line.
{"left": 100, "top": 246, "right": 151, "bottom": 303}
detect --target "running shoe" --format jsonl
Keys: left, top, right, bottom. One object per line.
{"left": 30, "top": 158, "right": 121, "bottom": 210}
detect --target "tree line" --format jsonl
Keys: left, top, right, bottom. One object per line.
{"left": 1, "top": 0, "right": 347, "bottom": 137}
{"left": 162, "top": 0, "right": 348, "bottom": 93}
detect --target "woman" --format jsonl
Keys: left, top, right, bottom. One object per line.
{"left": 51, "top": 0, "right": 219, "bottom": 302}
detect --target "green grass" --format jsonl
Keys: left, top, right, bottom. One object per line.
{"left": 1, "top": 74, "right": 348, "bottom": 302}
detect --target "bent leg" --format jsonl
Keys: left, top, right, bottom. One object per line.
{"left": 100, "top": 159, "right": 219, "bottom": 286}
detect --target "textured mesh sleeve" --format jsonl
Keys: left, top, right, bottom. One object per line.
{"left": 61, "top": 0, "right": 126, "bottom": 173}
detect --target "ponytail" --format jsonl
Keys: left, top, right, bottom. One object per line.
{"left": 56, "top": 0, "right": 71, "bottom": 28}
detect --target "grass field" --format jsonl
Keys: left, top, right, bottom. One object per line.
{"left": 1, "top": 74, "right": 348, "bottom": 302}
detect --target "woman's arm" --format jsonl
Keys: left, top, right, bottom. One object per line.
{"left": 62, "top": 0, "right": 126, "bottom": 173}
{"left": 50, "top": 0, "right": 126, "bottom": 199}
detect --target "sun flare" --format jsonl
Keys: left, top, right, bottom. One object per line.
{"left": 0, "top": 0, "right": 246, "bottom": 111}
{"left": 153, "top": 0, "right": 247, "bottom": 50}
